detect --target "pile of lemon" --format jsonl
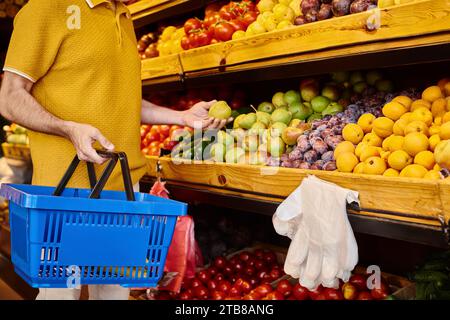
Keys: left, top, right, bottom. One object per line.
{"left": 335, "top": 79, "right": 450, "bottom": 179}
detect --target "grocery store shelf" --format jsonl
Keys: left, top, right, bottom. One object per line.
{"left": 130, "top": 0, "right": 215, "bottom": 29}
{"left": 140, "top": 175, "right": 449, "bottom": 249}
{"left": 140, "top": 0, "right": 450, "bottom": 91}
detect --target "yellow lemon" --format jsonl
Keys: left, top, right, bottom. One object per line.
{"left": 336, "top": 152, "right": 359, "bottom": 173}
{"left": 360, "top": 145, "right": 380, "bottom": 162}
{"left": 409, "top": 107, "right": 433, "bottom": 126}
{"left": 404, "top": 121, "right": 429, "bottom": 136}
{"left": 400, "top": 112, "right": 412, "bottom": 122}
{"left": 422, "top": 85, "right": 444, "bottom": 103}
{"left": 388, "top": 150, "right": 412, "bottom": 171}
{"left": 434, "top": 140, "right": 450, "bottom": 168}
{"left": 414, "top": 150, "right": 435, "bottom": 170}
{"left": 439, "top": 122, "right": 450, "bottom": 140}
{"left": 411, "top": 99, "right": 431, "bottom": 111}
{"left": 443, "top": 112, "right": 450, "bottom": 123}
{"left": 342, "top": 124, "right": 364, "bottom": 144}
{"left": 393, "top": 118, "right": 408, "bottom": 136}
{"left": 387, "top": 135, "right": 405, "bottom": 152}
{"left": 357, "top": 113, "right": 376, "bottom": 134}
{"left": 353, "top": 162, "right": 366, "bottom": 174}
{"left": 403, "top": 132, "right": 429, "bottom": 157}
{"left": 383, "top": 168, "right": 399, "bottom": 177}
{"left": 393, "top": 96, "right": 413, "bottom": 110}
{"left": 434, "top": 163, "right": 441, "bottom": 171}
{"left": 334, "top": 141, "right": 355, "bottom": 159}
{"left": 372, "top": 117, "right": 394, "bottom": 138}
{"left": 423, "top": 170, "right": 441, "bottom": 180}
{"left": 431, "top": 98, "right": 447, "bottom": 117}
{"left": 429, "top": 126, "right": 441, "bottom": 136}
{"left": 429, "top": 134, "right": 441, "bottom": 152}
{"left": 355, "top": 142, "right": 369, "bottom": 158}
{"left": 400, "top": 164, "right": 428, "bottom": 178}
{"left": 362, "top": 132, "right": 383, "bottom": 147}
{"left": 363, "top": 157, "right": 387, "bottom": 175}
{"left": 382, "top": 101, "right": 407, "bottom": 121}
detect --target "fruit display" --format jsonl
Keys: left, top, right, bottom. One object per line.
{"left": 412, "top": 250, "right": 450, "bottom": 300}
{"left": 335, "top": 79, "right": 450, "bottom": 179}
{"left": 3, "top": 123, "right": 28, "bottom": 145}
{"left": 137, "top": 32, "right": 160, "bottom": 59}
{"left": 0, "top": 0, "right": 27, "bottom": 19}
{"left": 140, "top": 124, "right": 193, "bottom": 156}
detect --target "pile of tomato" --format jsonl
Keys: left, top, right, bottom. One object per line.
{"left": 181, "top": 0, "right": 258, "bottom": 50}
{"left": 140, "top": 124, "right": 193, "bottom": 156}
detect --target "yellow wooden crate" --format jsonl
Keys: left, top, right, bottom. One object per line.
{"left": 2, "top": 142, "right": 31, "bottom": 162}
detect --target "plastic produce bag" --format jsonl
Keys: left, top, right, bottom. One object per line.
{"left": 149, "top": 178, "right": 203, "bottom": 293}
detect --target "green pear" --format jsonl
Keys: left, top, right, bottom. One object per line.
{"left": 322, "top": 102, "right": 344, "bottom": 116}
{"left": 376, "top": 79, "right": 394, "bottom": 93}
{"left": 284, "top": 90, "right": 301, "bottom": 105}
{"left": 233, "top": 114, "right": 246, "bottom": 129}
{"left": 230, "top": 128, "right": 246, "bottom": 145}
{"left": 281, "top": 127, "right": 304, "bottom": 145}
{"left": 242, "top": 135, "right": 259, "bottom": 152}
{"left": 210, "top": 143, "right": 226, "bottom": 162}
{"left": 272, "top": 92, "right": 287, "bottom": 109}
{"left": 269, "top": 122, "right": 287, "bottom": 137}
{"left": 239, "top": 113, "right": 257, "bottom": 129}
{"left": 208, "top": 101, "right": 232, "bottom": 119}
{"left": 256, "top": 111, "right": 271, "bottom": 127}
{"left": 217, "top": 131, "right": 234, "bottom": 147}
{"left": 225, "top": 147, "right": 245, "bottom": 164}
{"left": 267, "top": 136, "right": 286, "bottom": 157}
{"left": 249, "top": 122, "right": 267, "bottom": 136}
{"left": 307, "top": 113, "right": 322, "bottom": 123}
{"left": 291, "top": 102, "right": 313, "bottom": 120}
{"left": 353, "top": 81, "right": 368, "bottom": 94}
{"left": 258, "top": 102, "right": 275, "bottom": 114}
{"left": 311, "top": 96, "right": 331, "bottom": 113}
{"left": 331, "top": 71, "right": 349, "bottom": 83}
{"left": 270, "top": 108, "right": 292, "bottom": 125}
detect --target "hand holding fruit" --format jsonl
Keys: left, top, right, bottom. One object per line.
{"left": 182, "top": 100, "right": 233, "bottom": 129}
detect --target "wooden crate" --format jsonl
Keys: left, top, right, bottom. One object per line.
{"left": 1, "top": 143, "right": 30, "bottom": 162}
{"left": 146, "top": 156, "right": 449, "bottom": 224}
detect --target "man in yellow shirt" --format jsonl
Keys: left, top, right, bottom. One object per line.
{"left": 0, "top": 0, "right": 230, "bottom": 300}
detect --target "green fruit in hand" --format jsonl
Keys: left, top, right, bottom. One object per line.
{"left": 272, "top": 92, "right": 287, "bottom": 108}
{"left": 225, "top": 147, "right": 245, "bottom": 164}
{"left": 282, "top": 127, "right": 304, "bottom": 145}
{"left": 321, "top": 84, "right": 340, "bottom": 101}
{"left": 233, "top": 114, "right": 246, "bottom": 129}
{"left": 376, "top": 79, "right": 394, "bottom": 93}
{"left": 239, "top": 113, "right": 257, "bottom": 129}
{"left": 307, "top": 113, "right": 322, "bottom": 123}
{"left": 256, "top": 111, "right": 271, "bottom": 127}
{"left": 311, "top": 96, "right": 331, "bottom": 113}
{"left": 331, "top": 71, "right": 349, "bottom": 83}
{"left": 366, "top": 70, "right": 383, "bottom": 86}
{"left": 217, "top": 131, "right": 234, "bottom": 147}
{"left": 242, "top": 135, "right": 259, "bottom": 152}
{"left": 267, "top": 136, "right": 286, "bottom": 157}
{"left": 258, "top": 102, "right": 275, "bottom": 114}
{"left": 350, "top": 71, "right": 365, "bottom": 85}
{"left": 284, "top": 90, "right": 301, "bottom": 105}
{"left": 322, "top": 102, "right": 344, "bottom": 116}
{"left": 208, "top": 101, "right": 232, "bottom": 119}
{"left": 270, "top": 122, "right": 287, "bottom": 137}
{"left": 270, "top": 108, "right": 292, "bottom": 125}
{"left": 290, "top": 101, "right": 313, "bottom": 120}
{"left": 210, "top": 143, "right": 226, "bottom": 162}
{"left": 353, "top": 81, "right": 368, "bottom": 94}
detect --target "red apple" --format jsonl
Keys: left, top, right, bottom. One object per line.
{"left": 194, "top": 286, "right": 209, "bottom": 300}
{"left": 217, "top": 280, "right": 232, "bottom": 294}
{"left": 357, "top": 291, "right": 373, "bottom": 300}
{"left": 370, "top": 282, "right": 390, "bottom": 300}
{"left": 214, "top": 256, "right": 227, "bottom": 269}
{"left": 323, "top": 288, "right": 344, "bottom": 300}
{"left": 264, "top": 291, "right": 284, "bottom": 300}
{"left": 254, "top": 284, "right": 273, "bottom": 297}
{"left": 211, "top": 290, "right": 226, "bottom": 300}
{"left": 197, "top": 270, "right": 210, "bottom": 284}
{"left": 276, "top": 279, "right": 293, "bottom": 297}
{"left": 350, "top": 274, "right": 367, "bottom": 291}
{"left": 207, "top": 279, "right": 219, "bottom": 291}
{"left": 292, "top": 283, "right": 310, "bottom": 300}
{"left": 308, "top": 285, "right": 324, "bottom": 300}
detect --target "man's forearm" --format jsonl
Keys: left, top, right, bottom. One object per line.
{"left": 141, "top": 99, "right": 185, "bottom": 126}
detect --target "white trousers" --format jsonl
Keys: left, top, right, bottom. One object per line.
{"left": 36, "top": 182, "right": 140, "bottom": 300}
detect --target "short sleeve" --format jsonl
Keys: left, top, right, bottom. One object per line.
{"left": 3, "top": 0, "right": 64, "bottom": 83}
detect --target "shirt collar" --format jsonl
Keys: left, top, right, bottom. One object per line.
{"left": 85, "top": 0, "right": 109, "bottom": 8}
{"left": 85, "top": 0, "right": 131, "bottom": 18}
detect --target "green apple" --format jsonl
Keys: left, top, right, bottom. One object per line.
{"left": 270, "top": 108, "right": 292, "bottom": 125}
{"left": 256, "top": 111, "right": 271, "bottom": 127}
{"left": 258, "top": 101, "right": 275, "bottom": 114}
{"left": 282, "top": 127, "right": 304, "bottom": 145}
{"left": 366, "top": 70, "right": 383, "bottom": 86}
{"left": 311, "top": 96, "right": 331, "bottom": 113}
{"left": 284, "top": 90, "right": 301, "bottom": 106}
{"left": 239, "top": 113, "right": 257, "bottom": 129}
{"left": 272, "top": 92, "right": 287, "bottom": 108}
{"left": 208, "top": 101, "right": 232, "bottom": 119}
{"left": 322, "top": 102, "right": 344, "bottom": 116}
{"left": 225, "top": 147, "right": 246, "bottom": 164}
{"left": 210, "top": 143, "right": 226, "bottom": 162}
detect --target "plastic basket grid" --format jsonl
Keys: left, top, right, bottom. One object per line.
{"left": 1, "top": 184, "right": 187, "bottom": 288}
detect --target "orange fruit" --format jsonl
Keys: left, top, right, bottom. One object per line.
{"left": 382, "top": 101, "right": 407, "bottom": 121}
{"left": 383, "top": 168, "right": 399, "bottom": 177}
{"left": 388, "top": 150, "right": 412, "bottom": 171}
{"left": 403, "top": 132, "right": 429, "bottom": 157}
{"left": 400, "top": 164, "right": 428, "bottom": 178}
{"left": 336, "top": 152, "right": 359, "bottom": 173}
{"left": 422, "top": 86, "right": 444, "bottom": 103}
{"left": 357, "top": 113, "right": 376, "bottom": 134}
{"left": 342, "top": 124, "right": 364, "bottom": 144}
{"left": 334, "top": 141, "right": 356, "bottom": 159}
{"left": 431, "top": 98, "right": 447, "bottom": 117}
{"left": 372, "top": 117, "right": 394, "bottom": 138}
{"left": 414, "top": 150, "right": 435, "bottom": 170}
{"left": 393, "top": 96, "right": 413, "bottom": 110}
{"left": 439, "top": 122, "right": 450, "bottom": 140}
{"left": 410, "top": 99, "right": 431, "bottom": 111}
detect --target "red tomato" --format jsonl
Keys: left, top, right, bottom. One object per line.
{"left": 145, "top": 131, "right": 160, "bottom": 143}
{"left": 194, "top": 286, "right": 209, "bottom": 300}
{"left": 242, "top": 11, "right": 257, "bottom": 27}
{"left": 257, "top": 270, "right": 271, "bottom": 283}
{"left": 215, "top": 273, "right": 225, "bottom": 282}
{"left": 148, "top": 146, "right": 160, "bottom": 156}
{"left": 205, "top": 2, "right": 222, "bottom": 16}
{"left": 323, "top": 288, "right": 344, "bottom": 300}
{"left": 159, "top": 125, "right": 170, "bottom": 137}
{"left": 254, "top": 284, "right": 272, "bottom": 297}
{"left": 308, "top": 285, "right": 324, "bottom": 300}
{"left": 208, "top": 267, "right": 219, "bottom": 277}
{"left": 207, "top": 279, "right": 219, "bottom": 291}
{"left": 197, "top": 270, "right": 210, "bottom": 284}
{"left": 229, "top": 286, "right": 240, "bottom": 296}
{"left": 181, "top": 35, "right": 190, "bottom": 50}
{"left": 234, "top": 262, "right": 244, "bottom": 274}
{"left": 243, "top": 292, "right": 261, "bottom": 300}
{"left": 219, "top": 6, "right": 235, "bottom": 20}
{"left": 188, "top": 32, "right": 200, "bottom": 49}
{"left": 214, "top": 22, "right": 235, "bottom": 41}
{"left": 210, "top": 38, "right": 219, "bottom": 44}
{"left": 195, "top": 29, "right": 213, "bottom": 47}
{"left": 211, "top": 290, "right": 226, "bottom": 300}
{"left": 239, "top": 251, "right": 252, "bottom": 262}
{"left": 184, "top": 18, "right": 202, "bottom": 34}
{"left": 244, "top": 265, "right": 256, "bottom": 277}
{"left": 213, "top": 256, "right": 227, "bottom": 269}
{"left": 217, "top": 280, "right": 232, "bottom": 294}
{"left": 269, "top": 268, "right": 282, "bottom": 281}
{"left": 263, "top": 251, "right": 277, "bottom": 265}
{"left": 349, "top": 274, "right": 367, "bottom": 291}
{"left": 292, "top": 283, "right": 310, "bottom": 300}
{"left": 276, "top": 280, "right": 293, "bottom": 297}
{"left": 229, "top": 19, "right": 246, "bottom": 32}
{"left": 370, "top": 282, "right": 390, "bottom": 300}
{"left": 264, "top": 291, "right": 284, "bottom": 300}
{"left": 203, "top": 13, "right": 220, "bottom": 28}
{"left": 149, "top": 141, "right": 160, "bottom": 148}
{"left": 357, "top": 291, "right": 373, "bottom": 300}
{"left": 254, "top": 259, "right": 266, "bottom": 271}
{"left": 240, "top": 280, "right": 252, "bottom": 294}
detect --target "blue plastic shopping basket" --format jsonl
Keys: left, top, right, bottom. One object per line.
{"left": 0, "top": 151, "right": 187, "bottom": 288}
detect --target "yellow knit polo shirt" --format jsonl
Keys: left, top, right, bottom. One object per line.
{"left": 4, "top": 0, "right": 147, "bottom": 191}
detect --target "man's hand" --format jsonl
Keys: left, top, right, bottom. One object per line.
{"left": 182, "top": 100, "right": 233, "bottom": 129}
{"left": 64, "top": 122, "right": 115, "bottom": 164}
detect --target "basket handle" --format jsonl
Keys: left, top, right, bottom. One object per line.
{"left": 53, "top": 150, "right": 136, "bottom": 201}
